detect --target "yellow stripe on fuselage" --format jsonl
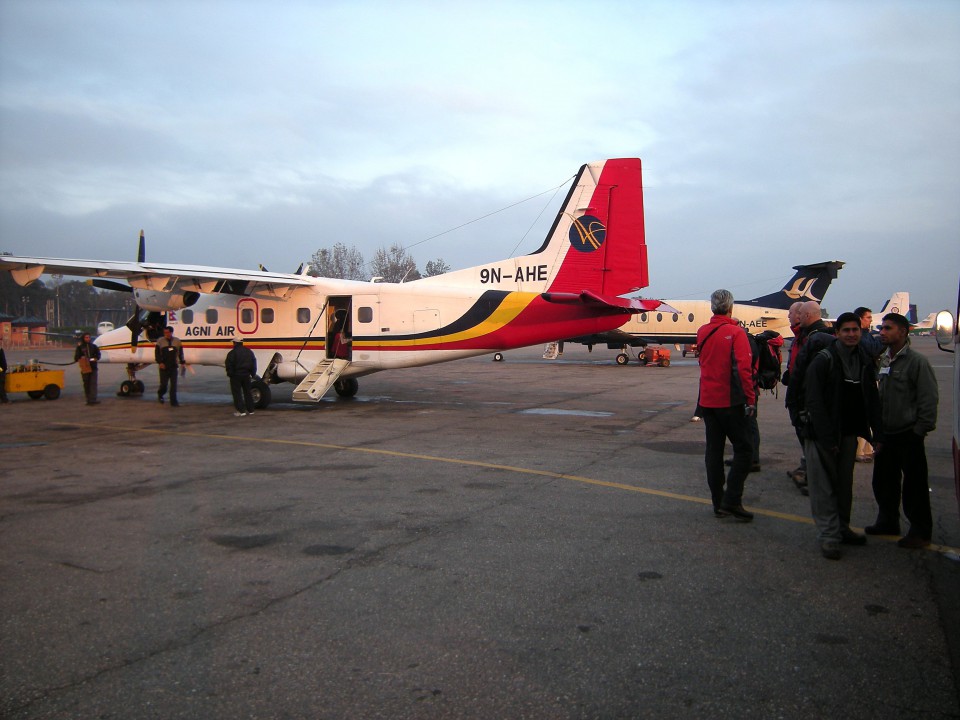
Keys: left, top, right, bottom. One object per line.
{"left": 367, "top": 291, "right": 538, "bottom": 348}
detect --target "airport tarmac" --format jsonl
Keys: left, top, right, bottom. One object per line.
{"left": 1, "top": 339, "right": 958, "bottom": 719}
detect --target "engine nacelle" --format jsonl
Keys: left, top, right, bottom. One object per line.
{"left": 132, "top": 288, "right": 201, "bottom": 311}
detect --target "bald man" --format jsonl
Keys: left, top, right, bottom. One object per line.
{"left": 783, "top": 302, "right": 835, "bottom": 493}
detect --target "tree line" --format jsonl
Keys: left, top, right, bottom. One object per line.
{"left": 308, "top": 242, "right": 449, "bottom": 283}
{"left": 1, "top": 243, "right": 451, "bottom": 330}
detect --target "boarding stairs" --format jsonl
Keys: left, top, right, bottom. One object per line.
{"left": 291, "top": 358, "right": 350, "bottom": 402}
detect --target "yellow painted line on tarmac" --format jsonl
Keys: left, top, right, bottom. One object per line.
{"left": 53, "top": 422, "right": 960, "bottom": 557}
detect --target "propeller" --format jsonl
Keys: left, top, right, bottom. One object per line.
{"left": 88, "top": 230, "right": 148, "bottom": 347}
{"left": 90, "top": 278, "right": 133, "bottom": 293}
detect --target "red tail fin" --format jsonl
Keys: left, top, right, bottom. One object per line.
{"left": 536, "top": 158, "right": 648, "bottom": 296}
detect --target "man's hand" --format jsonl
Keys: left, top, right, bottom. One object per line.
{"left": 745, "top": 405, "right": 756, "bottom": 418}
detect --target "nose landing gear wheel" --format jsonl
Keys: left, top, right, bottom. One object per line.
{"left": 334, "top": 378, "right": 359, "bottom": 398}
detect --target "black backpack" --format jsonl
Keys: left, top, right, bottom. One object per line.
{"left": 751, "top": 330, "right": 784, "bottom": 391}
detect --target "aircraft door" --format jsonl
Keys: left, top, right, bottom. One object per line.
{"left": 327, "top": 296, "right": 353, "bottom": 360}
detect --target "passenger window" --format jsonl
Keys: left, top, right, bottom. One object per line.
{"left": 640, "top": 313, "right": 647, "bottom": 322}
{"left": 358, "top": 307, "right": 373, "bottom": 323}
{"left": 261, "top": 308, "right": 275, "bottom": 324}
{"left": 240, "top": 308, "right": 254, "bottom": 324}
{"left": 673, "top": 313, "right": 679, "bottom": 322}
{"left": 181, "top": 309, "right": 194, "bottom": 325}
{"left": 656, "top": 313, "right": 663, "bottom": 322}
{"left": 688, "top": 313, "right": 694, "bottom": 322}
{"left": 297, "top": 308, "right": 311, "bottom": 323}
{"left": 206, "top": 308, "right": 218, "bottom": 324}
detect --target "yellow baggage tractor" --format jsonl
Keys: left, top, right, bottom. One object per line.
{"left": 4, "top": 361, "right": 65, "bottom": 400}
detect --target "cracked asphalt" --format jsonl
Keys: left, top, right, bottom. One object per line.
{"left": 1, "top": 341, "right": 958, "bottom": 719}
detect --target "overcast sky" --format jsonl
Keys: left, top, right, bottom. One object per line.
{"left": 1, "top": 0, "right": 958, "bottom": 316}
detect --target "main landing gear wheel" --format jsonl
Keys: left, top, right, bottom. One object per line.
{"left": 251, "top": 380, "right": 272, "bottom": 409}
{"left": 334, "top": 377, "right": 359, "bottom": 398}
{"left": 118, "top": 379, "right": 146, "bottom": 397}
{"left": 493, "top": 352, "right": 504, "bottom": 362}
{"left": 615, "top": 353, "right": 629, "bottom": 365}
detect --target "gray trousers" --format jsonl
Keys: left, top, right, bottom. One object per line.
{"left": 805, "top": 435, "right": 858, "bottom": 541}
{"left": 81, "top": 370, "right": 98, "bottom": 403}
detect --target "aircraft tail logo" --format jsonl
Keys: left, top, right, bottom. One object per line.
{"left": 784, "top": 277, "right": 820, "bottom": 302}
{"left": 567, "top": 214, "right": 606, "bottom": 253}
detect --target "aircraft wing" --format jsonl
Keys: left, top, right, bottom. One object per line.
{"left": 541, "top": 290, "right": 678, "bottom": 315}
{"left": 0, "top": 255, "right": 316, "bottom": 293}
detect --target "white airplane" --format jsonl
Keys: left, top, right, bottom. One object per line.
{"left": 911, "top": 311, "right": 937, "bottom": 335}
{"left": 873, "top": 291, "right": 910, "bottom": 330}
{"left": 563, "top": 260, "right": 845, "bottom": 362}
{"left": 1, "top": 158, "right": 675, "bottom": 408}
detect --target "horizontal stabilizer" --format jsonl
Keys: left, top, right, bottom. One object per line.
{"left": 541, "top": 290, "right": 677, "bottom": 314}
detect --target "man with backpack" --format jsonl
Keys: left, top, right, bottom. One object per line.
{"left": 696, "top": 289, "right": 756, "bottom": 522}
{"left": 744, "top": 329, "right": 784, "bottom": 471}
{"left": 803, "top": 312, "right": 881, "bottom": 559}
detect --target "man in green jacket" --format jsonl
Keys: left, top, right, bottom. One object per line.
{"left": 866, "top": 313, "right": 939, "bottom": 548}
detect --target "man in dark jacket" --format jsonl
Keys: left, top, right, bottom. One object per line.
{"left": 74, "top": 332, "right": 101, "bottom": 405}
{"left": 867, "top": 313, "right": 939, "bottom": 548}
{"left": 854, "top": 306, "right": 883, "bottom": 462}
{"left": 225, "top": 336, "right": 257, "bottom": 416}
{"left": 696, "top": 289, "right": 756, "bottom": 522}
{"left": 155, "top": 326, "right": 185, "bottom": 406}
{"left": 0, "top": 345, "right": 10, "bottom": 403}
{"left": 803, "top": 312, "right": 881, "bottom": 560}
{"left": 784, "top": 301, "right": 835, "bottom": 494}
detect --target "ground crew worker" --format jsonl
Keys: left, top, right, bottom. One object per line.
{"left": 0, "top": 345, "right": 10, "bottom": 403}
{"left": 74, "top": 332, "right": 101, "bottom": 405}
{"left": 155, "top": 326, "right": 185, "bottom": 406}
{"left": 225, "top": 336, "right": 257, "bottom": 416}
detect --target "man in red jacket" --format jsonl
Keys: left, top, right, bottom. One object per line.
{"left": 697, "top": 289, "right": 757, "bottom": 521}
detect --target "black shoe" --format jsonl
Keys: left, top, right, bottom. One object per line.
{"left": 865, "top": 523, "right": 900, "bottom": 536}
{"left": 840, "top": 530, "right": 867, "bottom": 546}
{"left": 719, "top": 504, "right": 754, "bottom": 522}
{"left": 713, "top": 507, "right": 731, "bottom": 519}
{"left": 158, "top": 396, "right": 165, "bottom": 404}
{"left": 897, "top": 535, "right": 931, "bottom": 549}
{"left": 821, "top": 540, "right": 841, "bottom": 560}
{"left": 750, "top": 463, "right": 761, "bottom": 473}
